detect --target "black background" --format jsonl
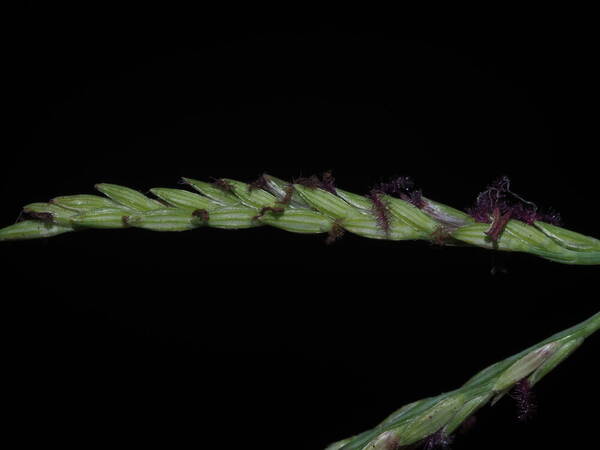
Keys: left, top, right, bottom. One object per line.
{"left": 4, "top": 5, "right": 598, "bottom": 449}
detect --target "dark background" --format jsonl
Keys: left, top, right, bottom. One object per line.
{"left": 4, "top": 5, "right": 598, "bottom": 449}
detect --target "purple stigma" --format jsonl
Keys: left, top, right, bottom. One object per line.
{"left": 468, "top": 176, "right": 562, "bottom": 226}
{"left": 371, "top": 176, "right": 424, "bottom": 208}
{"left": 423, "top": 429, "right": 452, "bottom": 449}
{"left": 294, "top": 171, "right": 337, "bottom": 194}
{"left": 510, "top": 379, "right": 537, "bottom": 422}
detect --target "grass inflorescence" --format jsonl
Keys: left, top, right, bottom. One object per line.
{"left": 324, "top": 312, "right": 600, "bottom": 449}
{"left": 1, "top": 173, "right": 599, "bottom": 265}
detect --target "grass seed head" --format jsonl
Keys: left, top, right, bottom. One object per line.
{"left": 1, "top": 173, "right": 596, "bottom": 265}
